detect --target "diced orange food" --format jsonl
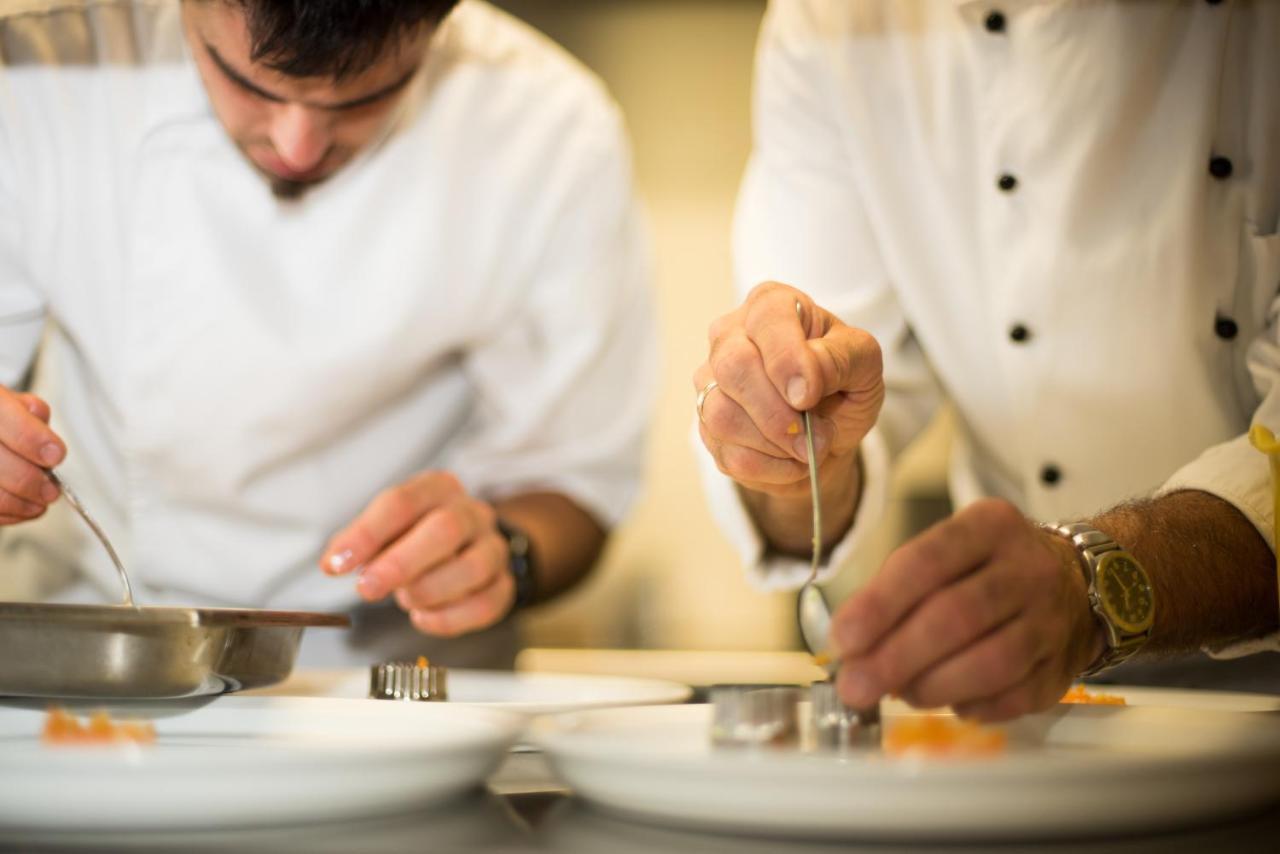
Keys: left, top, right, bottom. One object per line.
{"left": 42, "top": 707, "right": 156, "bottom": 745}
{"left": 883, "top": 716, "right": 1007, "bottom": 758}
{"left": 1059, "top": 684, "right": 1126, "bottom": 706}
{"left": 416, "top": 655, "right": 430, "bottom": 669}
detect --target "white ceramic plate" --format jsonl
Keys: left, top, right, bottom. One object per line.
{"left": 1085, "top": 684, "right": 1280, "bottom": 712}
{"left": 533, "top": 703, "right": 1280, "bottom": 841}
{"left": 249, "top": 668, "right": 692, "bottom": 715}
{"left": 0, "top": 696, "right": 523, "bottom": 831}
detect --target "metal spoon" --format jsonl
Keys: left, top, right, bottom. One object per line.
{"left": 793, "top": 300, "right": 879, "bottom": 729}
{"left": 47, "top": 470, "right": 137, "bottom": 608}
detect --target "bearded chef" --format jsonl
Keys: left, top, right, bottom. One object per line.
{"left": 0, "top": 0, "right": 654, "bottom": 666}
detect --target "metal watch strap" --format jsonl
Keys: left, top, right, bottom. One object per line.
{"left": 496, "top": 518, "right": 537, "bottom": 612}
{"left": 1047, "top": 522, "right": 1151, "bottom": 677}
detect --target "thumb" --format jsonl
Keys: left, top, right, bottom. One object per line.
{"left": 809, "top": 323, "right": 884, "bottom": 398}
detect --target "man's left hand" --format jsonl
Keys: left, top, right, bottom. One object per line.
{"left": 829, "top": 499, "right": 1104, "bottom": 722}
{"left": 320, "top": 471, "right": 514, "bottom": 637}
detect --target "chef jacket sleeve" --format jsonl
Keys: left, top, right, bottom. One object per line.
{"left": 0, "top": 83, "right": 46, "bottom": 390}
{"left": 695, "top": 0, "right": 945, "bottom": 590}
{"left": 447, "top": 96, "right": 655, "bottom": 531}
{"left": 1158, "top": 232, "right": 1280, "bottom": 656}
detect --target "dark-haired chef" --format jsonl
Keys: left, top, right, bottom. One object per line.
{"left": 0, "top": 0, "right": 654, "bottom": 666}
{"left": 696, "top": 0, "right": 1279, "bottom": 719}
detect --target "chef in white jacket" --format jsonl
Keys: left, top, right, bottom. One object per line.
{"left": 696, "top": 0, "right": 1279, "bottom": 718}
{"left": 0, "top": 0, "right": 654, "bottom": 667}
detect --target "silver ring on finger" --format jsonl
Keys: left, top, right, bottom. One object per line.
{"left": 696, "top": 380, "right": 719, "bottom": 425}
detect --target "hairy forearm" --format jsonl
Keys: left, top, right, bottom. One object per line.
{"left": 494, "top": 492, "right": 606, "bottom": 604}
{"left": 1090, "top": 489, "right": 1278, "bottom": 653}
{"left": 739, "top": 450, "right": 863, "bottom": 559}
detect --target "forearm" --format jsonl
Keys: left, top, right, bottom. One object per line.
{"left": 739, "top": 449, "right": 862, "bottom": 559}
{"left": 494, "top": 491, "right": 606, "bottom": 604}
{"left": 1089, "top": 489, "right": 1278, "bottom": 653}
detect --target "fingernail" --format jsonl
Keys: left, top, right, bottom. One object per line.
{"left": 792, "top": 436, "right": 809, "bottom": 462}
{"left": 325, "top": 549, "right": 355, "bottom": 575}
{"left": 39, "top": 444, "right": 62, "bottom": 466}
{"left": 843, "top": 669, "right": 878, "bottom": 707}
{"left": 786, "top": 377, "right": 808, "bottom": 408}
{"left": 813, "top": 431, "right": 828, "bottom": 457}
{"left": 356, "top": 572, "right": 386, "bottom": 601}
{"left": 41, "top": 481, "right": 60, "bottom": 503}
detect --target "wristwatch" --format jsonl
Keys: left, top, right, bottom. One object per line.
{"left": 1044, "top": 522, "right": 1155, "bottom": 677}
{"left": 496, "top": 518, "right": 538, "bottom": 611}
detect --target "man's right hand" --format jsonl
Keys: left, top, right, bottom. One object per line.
{"left": 0, "top": 385, "right": 65, "bottom": 525}
{"left": 692, "top": 282, "right": 884, "bottom": 551}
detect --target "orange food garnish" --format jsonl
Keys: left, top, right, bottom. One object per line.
{"left": 811, "top": 652, "right": 831, "bottom": 668}
{"left": 1059, "top": 684, "right": 1126, "bottom": 706}
{"left": 42, "top": 706, "right": 156, "bottom": 745}
{"left": 883, "top": 716, "right": 1007, "bottom": 758}
{"left": 416, "top": 655, "right": 430, "bottom": 669}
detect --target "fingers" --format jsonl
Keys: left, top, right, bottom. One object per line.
{"left": 830, "top": 500, "right": 1023, "bottom": 657}
{"left": 394, "top": 536, "right": 505, "bottom": 611}
{"left": 834, "top": 558, "right": 1033, "bottom": 708}
{"left": 406, "top": 570, "right": 516, "bottom": 638}
{"left": 741, "top": 284, "right": 824, "bottom": 410}
{"left": 318, "top": 470, "right": 516, "bottom": 638}
{"left": 694, "top": 364, "right": 805, "bottom": 461}
{"left": 0, "top": 389, "right": 64, "bottom": 468}
{"left": 951, "top": 659, "right": 1069, "bottom": 724}
{"left": 356, "top": 495, "right": 495, "bottom": 601}
{"left": 706, "top": 324, "right": 810, "bottom": 459}
{"left": 897, "top": 617, "right": 1047, "bottom": 710}
{"left": 0, "top": 389, "right": 63, "bottom": 525}
{"left": 320, "top": 471, "right": 467, "bottom": 576}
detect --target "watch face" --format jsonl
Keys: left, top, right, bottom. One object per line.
{"left": 1095, "top": 552, "right": 1154, "bottom": 634}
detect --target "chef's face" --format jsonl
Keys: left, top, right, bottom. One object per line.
{"left": 182, "top": 2, "right": 428, "bottom": 198}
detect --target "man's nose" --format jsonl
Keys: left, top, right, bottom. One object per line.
{"left": 269, "top": 105, "right": 330, "bottom": 174}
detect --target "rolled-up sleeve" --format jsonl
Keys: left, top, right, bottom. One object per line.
{"left": 1159, "top": 234, "right": 1280, "bottom": 656}
{"left": 697, "top": 0, "right": 942, "bottom": 589}
{"left": 449, "top": 99, "right": 655, "bottom": 530}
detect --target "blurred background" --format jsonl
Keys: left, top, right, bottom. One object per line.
{"left": 490, "top": 0, "right": 954, "bottom": 654}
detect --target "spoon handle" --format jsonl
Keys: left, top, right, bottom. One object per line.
{"left": 47, "top": 470, "right": 136, "bottom": 607}
{"left": 797, "top": 301, "right": 822, "bottom": 586}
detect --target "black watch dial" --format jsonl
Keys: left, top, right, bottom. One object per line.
{"left": 1095, "top": 552, "right": 1154, "bottom": 634}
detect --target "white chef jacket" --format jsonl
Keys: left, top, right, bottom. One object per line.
{"left": 0, "top": 1, "right": 654, "bottom": 626}
{"left": 700, "top": 0, "right": 1280, "bottom": 653}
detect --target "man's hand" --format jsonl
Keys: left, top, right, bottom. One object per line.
{"left": 829, "top": 499, "right": 1105, "bottom": 722}
{"left": 320, "top": 471, "right": 514, "bottom": 638}
{"left": 0, "top": 385, "right": 65, "bottom": 525}
{"left": 693, "top": 282, "right": 884, "bottom": 553}
{"left": 694, "top": 282, "right": 884, "bottom": 498}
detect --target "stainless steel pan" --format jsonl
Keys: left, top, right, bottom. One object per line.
{"left": 0, "top": 602, "right": 349, "bottom": 699}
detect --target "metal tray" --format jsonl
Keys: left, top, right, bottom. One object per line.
{"left": 0, "top": 602, "right": 350, "bottom": 699}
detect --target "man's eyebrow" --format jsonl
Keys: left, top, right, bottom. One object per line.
{"left": 204, "top": 42, "right": 419, "bottom": 112}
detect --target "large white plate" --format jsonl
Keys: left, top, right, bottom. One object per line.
{"left": 0, "top": 696, "right": 523, "bottom": 831}
{"left": 533, "top": 703, "right": 1280, "bottom": 841}
{"left": 1085, "top": 684, "right": 1280, "bottom": 712}
{"left": 248, "top": 668, "right": 692, "bottom": 715}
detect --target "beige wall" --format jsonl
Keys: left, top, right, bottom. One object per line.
{"left": 495, "top": 1, "right": 952, "bottom": 652}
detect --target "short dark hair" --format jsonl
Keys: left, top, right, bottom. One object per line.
{"left": 223, "top": 0, "right": 461, "bottom": 80}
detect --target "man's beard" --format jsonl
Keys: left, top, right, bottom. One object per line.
{"left": 270, "top": 176, "right": 315, "bottom": 200}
